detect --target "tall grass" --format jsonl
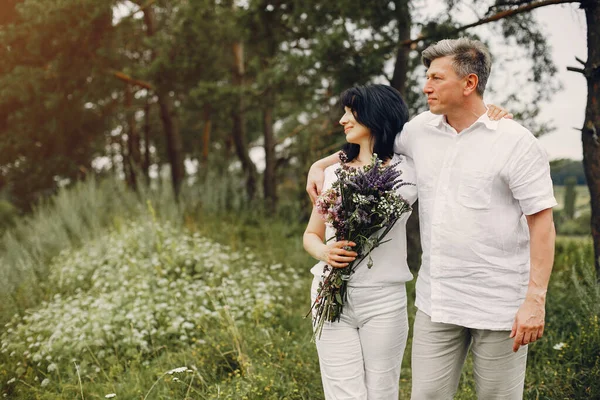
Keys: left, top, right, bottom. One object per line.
{"left": 0, "top": 169, "right": 252, "bottom": 327}
{"left": 0, "top": 173, "right": 598, "bottom": 399}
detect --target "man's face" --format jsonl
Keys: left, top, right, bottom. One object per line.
{"left": 423, "top": 56, "right": 466, "bottom": 115}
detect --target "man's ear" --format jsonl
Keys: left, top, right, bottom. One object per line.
{"left": 463, "top": 73, "right": 479, "bottom": 96}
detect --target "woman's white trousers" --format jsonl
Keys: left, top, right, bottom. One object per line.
{"left": 311, "top": 278, "right": 409, "bottom": 400}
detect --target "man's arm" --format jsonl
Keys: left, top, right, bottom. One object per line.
{"left": 510, "top": 207, "right": 556, "bottom": 352}
{"left": 306, "top": 152, "right": 341, "bottom": 203}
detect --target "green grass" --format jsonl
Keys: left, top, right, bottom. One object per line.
{"left": 0, "top": 177, "right": 598, "bottom": 399}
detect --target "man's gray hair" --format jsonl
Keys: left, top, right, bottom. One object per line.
{"left": 422, "top": 38, "right": 492, "bottom": 97}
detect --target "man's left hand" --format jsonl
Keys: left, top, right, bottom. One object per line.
{"left": 510, "top": 295, "right": 546, "bottom": 352}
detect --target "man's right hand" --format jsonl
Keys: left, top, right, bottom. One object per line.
{"left": 306, "top": 152, "right": 343, "bottom": 202}
{"left": 306, "top": 162, "right": 325, "bottom": 203}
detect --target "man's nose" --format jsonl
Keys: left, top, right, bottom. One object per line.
{"left": 423, "top": 82, "right": 432, "bottom": 94}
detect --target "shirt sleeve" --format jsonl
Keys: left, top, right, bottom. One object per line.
{"left": 506, "top": 134, "right": 557, "bottom": 215}
{"left": 396, "top": 156, "right": 418, "bottom": 206}
{"left": 394, "top": 124, "right": 411, "bottom": 157}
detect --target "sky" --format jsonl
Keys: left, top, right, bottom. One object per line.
{"left": 528, "top": 4, "right": 587, "bottom": 161}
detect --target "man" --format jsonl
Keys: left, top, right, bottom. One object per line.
{"left": 306, "top": 38, "right": 556, "bottom": 399}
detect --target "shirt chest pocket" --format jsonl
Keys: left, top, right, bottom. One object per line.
{"left": 458, "top": 173, "right": 493, "bottom": 209}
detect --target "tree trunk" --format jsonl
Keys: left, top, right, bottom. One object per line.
{"left": 202, "top": 104, "right": 212, "bottom": 166}
{"left": 142, "top": 4, "right": 185, "bottom": 198}
{"left": 125, "top": 85, "right": 141, "bottom": 190}
{"left": 581, "top": 0, "right": 600, "bottom": 279}
{"left": 157, "top": 93, "right": 185, "bottom": 197}
{"left": 391, "top": 0, "right": 422, "bottom": 270}
{"left": 120, "top": 133, "right": 132, "bottom": 186}
{"left": 390, "top": 0, "right": 412, "bottom": 96}
{"left": 231, "top": 39, "right": 257, "bottom": 200}
{"left": 143, "top": 99, "right": 151, "bottom": 185}
{"left": 263, "top": 90, "right": 277, "bottom": 212}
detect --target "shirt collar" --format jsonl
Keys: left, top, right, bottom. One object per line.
{"left": 425, "top": 114, "right": 446, "bottom": 128}
{"left": 425, "top": 108, "right": 500, "bottom": 132}
{"left": 476, "top": 109, "right": 500, "bottom": 131}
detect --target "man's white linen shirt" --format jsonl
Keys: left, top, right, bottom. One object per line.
{"left": 395, "top": 111, "right": 557, "bottom": 330}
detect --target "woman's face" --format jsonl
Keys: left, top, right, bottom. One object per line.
{"left": 339, "top": 107, "right": 371, "bottom": 145}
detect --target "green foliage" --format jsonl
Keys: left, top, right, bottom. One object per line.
{"left": 550, "top": 158, "right": 587, "bottom": 185}
{"left": 0, "top": 220, "right": 302, "bottom": 398}
{"left": 0, "top": 0, "right": 119, "bottom": 209}
{"left": 526, "top": 237, "right": 599, "bottom": 398}
{"left": 0, "top": 199, "right": 17, "bottom": 231}
{"left": 555, "top": 209, "right": 592, "bottom": 236}
{"left": 563, "top": 176, "right": 578, "bottom": 219}
{"left": 0, "top": 0, "right": 566, "bottom": 214}
{"left": 553, "top": 183, "right": 591, "bottom": 236}
{"left": 0, "top": 180, "right": 599, "bottom": 399}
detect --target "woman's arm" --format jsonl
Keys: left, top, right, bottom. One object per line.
{"left": 303, "top": 206, "right": 357, "bottom": 268}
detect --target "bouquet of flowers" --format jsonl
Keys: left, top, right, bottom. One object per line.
{"left": 309, "top": 153, "right": 413, "bottom": 338}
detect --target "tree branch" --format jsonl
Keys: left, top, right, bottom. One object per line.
{"left": 112, "top": 71, "right": 154, "bottom": 90}
{"left": 567, "top": 66, "right": 586, "bottom": 74}
{"left": 575, "top": 56, "right": 587, "bottom": 66}
{"left": 403, "top": 0, "right": 581, "bottom": 47}
{"left": 113, "top": 0, "right": 156, "bottom": 28}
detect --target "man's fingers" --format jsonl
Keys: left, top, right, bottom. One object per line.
{"left": 522, "top": 331, "right": 533, "bottom": 345}
{"left": 538, "top": 325, "right": 545, "bottom": 339}
{"left": 512, "top": 340, "right": 520, "bottom": 353}
{"left": 307, "top": 184, "right": 319, "bottom": 203}
{"left": 513, "top": 330, "right": 524, "bottom": 352}
{"left": 510, "top": 320, "right": 517, "bottom": 338}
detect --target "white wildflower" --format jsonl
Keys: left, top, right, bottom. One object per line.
{"left": 47, "top": 363, "right": 57, "bottom": 372}
{"left": 553, "top": 342, "right": 566, "bottom": 350}
{"left": 105, "top": 394, "right": 117, "bottom": 398}
{"left": 167, "top": 366, "right": 187, "bottom": 374}
{"left": 7, "top": 378, "right": 16, "bottom": 384}
{"left": 41, "top": 378, "right": 50, "bottom": 387}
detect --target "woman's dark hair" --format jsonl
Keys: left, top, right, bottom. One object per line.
{"left": 339, "top": 84, "right": 409, "bottom": 162}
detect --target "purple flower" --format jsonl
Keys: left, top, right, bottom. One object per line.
{"left": 310, "top": 154, "right": 413, "bottom": 338}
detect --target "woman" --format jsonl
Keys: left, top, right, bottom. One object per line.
{"left": 303, "top": 84, "right": 416, "bottom": 400}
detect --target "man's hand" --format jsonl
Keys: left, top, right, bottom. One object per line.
{"left": 306, "top": 152, "right": 343, "bottom": 202}
{"left": 306, "top": 162, "right": 325, "bottom": 203}
{"left": 510, "top": 294, "right": 546, "bottom": 352}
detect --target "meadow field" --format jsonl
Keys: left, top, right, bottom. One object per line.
{"left": 0, "top": 178, "right": 598, "bottom": 399}
{"left": 553, "top": 185, "right": 591, "bottom": 217}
